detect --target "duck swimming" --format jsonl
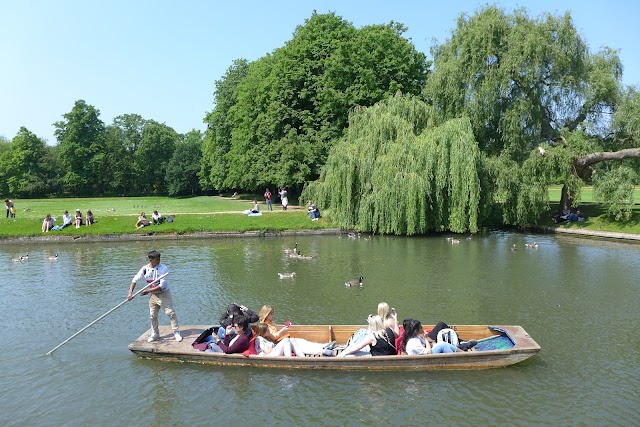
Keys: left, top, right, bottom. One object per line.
{"left": 345, "top": 276, "right": 363, "bottom": 288}
{"left": 11, "top": 254, "right": 28, "bottom": 262}
{"left": 48, "top": 254, "right": 58, "bottom": 260}
{"left": 278, "top": 272, "right": 296, "bottom": 279}
{"left": 283, "top": 243, "right": 299, "bottom": 255}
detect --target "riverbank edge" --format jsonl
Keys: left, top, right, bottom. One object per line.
{"left": 528, "top": 225, "right": 640, "bottom": 241}
{"left": 0, "top": 228, "right": 345, "bottom": 245}
{"left": 1, "top": 225, "right": 639, "bottom": 245}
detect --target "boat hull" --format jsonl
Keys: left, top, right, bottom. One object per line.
{"left": 128, "top": 324, "right": 540, "bottom": 371}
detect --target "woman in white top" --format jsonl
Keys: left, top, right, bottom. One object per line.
{"left": 254, "top": 322, "right": 304, "bottom": 357}
{"left": 402, "top": 319, "right": 460, "bottom": 355}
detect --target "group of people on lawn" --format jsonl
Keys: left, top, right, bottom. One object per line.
{"left": 135, "top": 210, "right": 166, "bottom": 229}
{"left": 42, "top": 209, "right": 95, "bottom": 232}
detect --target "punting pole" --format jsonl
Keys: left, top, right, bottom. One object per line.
{"left": 45, "top": 272, "right": 169, "bottom": 355}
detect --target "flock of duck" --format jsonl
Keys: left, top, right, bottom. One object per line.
{"left": 11, "top": 254, "right": 58, "bottom": 262}
{"left": 279, "top": 242, "right": 364, "bottom": 288}
{"left": 446, "top": 235, "right": 540, "bottom": 250}
{"left": 512, "top": 242, "right": 539, "bottom": 250}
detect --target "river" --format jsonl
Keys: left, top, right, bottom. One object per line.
{"left": 1, "top": 232, "right": 638, "bottom": 426}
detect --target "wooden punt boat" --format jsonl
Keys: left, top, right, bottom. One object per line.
{"left": 128, "top": 324, "right": 540, "bottom": 370}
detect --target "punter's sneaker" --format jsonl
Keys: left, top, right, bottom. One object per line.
{"left": 174, "top": 331, "right": 183, "bottom": 342}
{"left": 147, "top": 333, "right": 160, "bottom": 343}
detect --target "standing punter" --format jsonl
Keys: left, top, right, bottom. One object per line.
{"left": 128, "top": 250, "right": 182, "bottom": 342}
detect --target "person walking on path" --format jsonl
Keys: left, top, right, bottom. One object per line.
{"left": 264, "top": 188, "right": 273, "bottom": 211}
{"left": 128, "top": 250, "right": 182, "bottom": 343}
{"left": 279, "top": 187, "right": 288, "bottom": 211}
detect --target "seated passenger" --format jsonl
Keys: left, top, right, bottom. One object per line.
{"left": 218, "top": 303, "right": 259, "bottom": 339}
{"left": 42, "top": 214, "right": 55, "bottom": 232}
{"left": 135, "top": 212, "right": 150, "bottom": 229}
{"left": 152, "top": 210, "right": 165, "bottom": 225}
{"left": 402, "top": 319, "right": 461, "bottom": 354}
{"left": 255, "top": 322, "right": 304, "bottom": 357}
{"left": 257, "top": 305, "right": 335, "bottom": 356}
{"left": 336, "top": 314, "right": 396, "bottom": 357}
{"left": 205, "top": 315, "right": 250, "bottom": 354}
{"left": 377, "top": 302, "right": 400, "bottom": 336}
{"left": 422, "top": 321, "right": 477, "bottom": 352}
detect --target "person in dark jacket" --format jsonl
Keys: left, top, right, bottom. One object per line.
{"left": 218, "top": 303, "right": 258, "bottom": 339}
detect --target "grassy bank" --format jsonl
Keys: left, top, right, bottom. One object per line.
{"left": 0, "top": 196, "right": 327, "bottom": 238}
{"left": 2, "top": 190, "right": 640, "bottom": 239}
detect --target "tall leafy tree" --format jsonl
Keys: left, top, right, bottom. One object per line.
{"left": 134, "top": 121, "right": 177, "bottom": 195}
{"left": 54, "top": 100, "right": 106, "bottom": 195}
{"left": 304, "top": 94, "right": 484, "bottom": 235}
{"left": 5, "top": 127, "right": 49, "bottom": 197}
{"left": 201, "top": 59, "right": 249, "bottom": 191}
{"left": 425, "top": 6, "right": 639, "bottom": 225}
{"left": 104, "top": 114, "right": 146, "bottom": 195}
{"left": 203, "top": 12, "right": 429, "bottom": 192}
{"left": 0, "top": 136, "right": 13, "bottom": 196}
{"left": 166, "top": 130, "right": 203, "bottom": 196}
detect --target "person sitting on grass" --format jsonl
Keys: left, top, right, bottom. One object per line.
{"left": 250, "top": 201, "right": 260, "bottom": 214}
{"left": 86, "top": 210, "right": 95, "bottom": 226}
{"left": 152, "top": 210, "right": 165, "bottom": 225}
{"left": 135, "top": 212, "right": 151, "bottom": 229}
{"left": 60, "top": 210, "right": 73, "bottom": 229}
{"left": 42, "top": 214, "right": 55, "bottom": 232}
{"left": 307, "top": 202, "right": 320, "bottom": 221}
{"left": 74, "top": 209, "right": 83, "bottom": 228}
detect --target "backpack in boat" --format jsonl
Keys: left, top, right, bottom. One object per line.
{"left": 436, "top": 328, "right": 459, "bottom": 347}
{"left": 192, "top": 326, "right": 218, "bottom": 345}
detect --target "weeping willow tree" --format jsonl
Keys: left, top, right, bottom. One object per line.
{"left": 302, "top": 94, "right": 484, "bottom": 235}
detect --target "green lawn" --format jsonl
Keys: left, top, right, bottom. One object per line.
{"left": 0, "top": 196, "right": 327, "bottom": 238}
{"left": 547, "top": 185, "right": 640, "bottom": 203}
{"left": 2, "top": 189, "right": 640, "bottom": 238}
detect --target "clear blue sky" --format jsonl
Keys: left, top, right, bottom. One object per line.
{"left": 1, "top": 0, "right": 638, "bottom": 145}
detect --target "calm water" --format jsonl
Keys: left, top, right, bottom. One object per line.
{"left": 1, "top": 232, "right": 639, "bottom": 426}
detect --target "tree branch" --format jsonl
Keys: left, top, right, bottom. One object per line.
{"left": 573, "top": 148, "right": 640, "bottom": 179}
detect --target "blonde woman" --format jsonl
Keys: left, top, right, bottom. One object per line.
{"left": 257, "top": 305, "right": 335, "bottom": 356}
{"left": 337, "top": 314, "right": 397, "bottom": 357}
{"left": 377, "top": 302, "right": 400, "bottom": 336}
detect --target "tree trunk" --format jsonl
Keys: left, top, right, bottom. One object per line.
{"left": 557, "top": 148, "right": 640, "bottom": 214}
{"left": 558, "top": 184, "right": 573, "bottom": 214}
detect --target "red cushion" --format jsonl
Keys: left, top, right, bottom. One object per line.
{"left": 395, "top": 326, "right": 404, "bottom": 355}
{"left": 242, "top": 336, "right": 257, "bottom": 357}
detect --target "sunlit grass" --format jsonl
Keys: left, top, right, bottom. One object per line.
{"left": 0, "top": 196, "right": 327, "bottom": 238}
